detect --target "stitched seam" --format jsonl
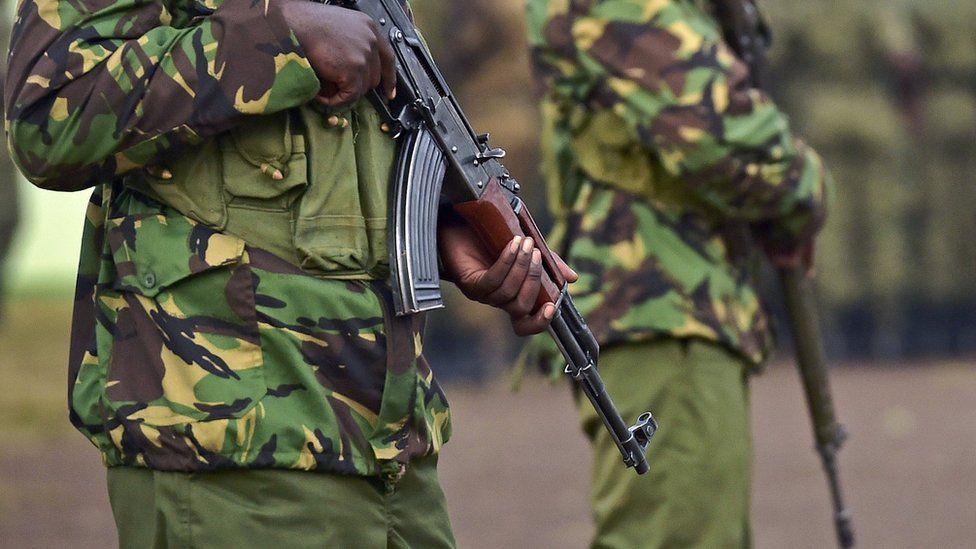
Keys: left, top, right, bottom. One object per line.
{"left": 385, "top": 486, "right": 395, "bottom": 547}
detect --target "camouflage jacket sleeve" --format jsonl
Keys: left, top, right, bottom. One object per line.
{"left": 5, "top": 0, "right": 320, "bottom": 191}
{"left": 532, "top": 0, "right": 831, "bottom": 246}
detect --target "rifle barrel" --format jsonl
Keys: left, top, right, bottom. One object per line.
{"left": 780, "top": 266, "right": 855, "bottom": 549}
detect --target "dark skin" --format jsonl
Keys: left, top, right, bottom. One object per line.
{"left": 281, "top": 1, "right": 578, "bottom": 334}
{"left": 438, "top": 212, "right": 578, "bottom": 336}
{"left": 766, "top": 240, "right": 816, "bottom": 276}
{"left": 281, "top": 2, "right": 397, "bottom": 106}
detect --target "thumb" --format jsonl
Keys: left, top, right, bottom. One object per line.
{"left": 553, "top": 252, "right": 579, "bottom": 283}
{"left": 316, "top": 82, "right": 360, "bottom": 107}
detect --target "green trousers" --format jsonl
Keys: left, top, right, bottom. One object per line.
{"left": 107, "top": 456, "right": 456, "bottom": 549}
{"left": 579, "top": 339, "right": 753, "bottom": 549}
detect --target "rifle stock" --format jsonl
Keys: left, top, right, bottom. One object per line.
{"left": 453, "top": 179, "right": 564, "bottom": 310}
{"left": 456, "top": 179, "right": 657, "bottom": 474}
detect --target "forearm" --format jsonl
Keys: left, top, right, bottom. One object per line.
{"left": 558, "top": 0, "right": 830, "bottom": 240}
{"left": 626, "top": 77, "right": 830, "bottom": 239}
{"left": 5, "top": 0, "right": 319, "bottom": 191}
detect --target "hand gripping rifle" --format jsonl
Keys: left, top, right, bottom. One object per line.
{"left": 318, "top": 0, "right": 657, "bottom": 474}
{"left": 712, "top": 1, "right": 855, "bottom": 546}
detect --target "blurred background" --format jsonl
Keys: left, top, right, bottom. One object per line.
{"left": 1, "top": 0, "right": 974, "bottom": 547}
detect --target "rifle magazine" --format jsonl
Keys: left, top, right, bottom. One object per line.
{"left": 390, "top": 128, "right": 447, "bottom": 315}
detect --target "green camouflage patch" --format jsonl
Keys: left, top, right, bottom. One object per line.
{"left": 68, "top": 184, "right": 450, "bottom": 475}
{"left": 5, "top": 0, "right": 319, "bottom": 191}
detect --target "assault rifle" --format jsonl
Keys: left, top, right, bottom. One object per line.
{"left": 318, "top": 0, "right": 657, "bottom": 474}
{"left": 713, "top": 1, "right": 855, "bottom": 547}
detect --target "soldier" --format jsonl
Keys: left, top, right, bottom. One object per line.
{"left": 525, "top": 0, "right": 831, "bottom": 546}
{"left": 5, "top": 0, "right": 573, "bottom": 546}
{"left": 881, "top": 0, "right": 976, "bottom": 354}
{"left": 0, "top": 116, "right": 17, "bottom": 322}
{"left": 0, "top": 6, "right": 19, "bottom": 322}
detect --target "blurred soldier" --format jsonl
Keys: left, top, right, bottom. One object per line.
{"left": 0, "top": 146, "right": 17, "bottom": 323}
{"left": 765, "top": 0, "right": 976, "bottom": 358}
{"left": 0, "top": 86, "right": 18, "bottom": 323}
{"left": 905, "top": 1, "right": 976, "bottom": 354}
{"left": 5, "top": 0, "right": 570, "bottom": 546}
{"left": 525, "top": 0, "right": 831, "bottom": 546}
{"left": 0, "top": 6, "right": 19, "bottom": 322}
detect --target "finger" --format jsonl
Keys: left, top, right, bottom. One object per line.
{"left": 803, "top": 241, "right": 817, "bottom": 277}
{"left": 484, "top": 237, "right": 535, "bottom": 305}
{"left": 769, "top": 255, "right": 792, "bottom": 269}
{"left": 376, "top": 28, "right": 397, "bottom": 99}
{"left": 503, "top": 249, "right": 543, "bottom": 318}
{"left": 318, "top": 76, "right": 364, "bottom": 107}
{"left": 469, "top": 236, "right": 522, "bottom": 298}
{"left": 317, "top": 81, "right": 339, "bottom": 101}
{"left": 512, "top": 302, "right": 557, "bottom": 337}
{"left": 552, "top": 252, "right": 579, "bottom": 283}
{"left": 366, "top": 41, "right": 382, "bottom": 92}
{"left": 317, "top": 91, "right": 354, "bottom": 107}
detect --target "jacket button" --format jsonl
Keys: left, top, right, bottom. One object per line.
{"left": 143, "top": 272, "right": 157, "bottom": 289}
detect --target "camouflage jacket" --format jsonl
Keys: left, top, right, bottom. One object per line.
{"left": 5, "top": 0, "right": 450, "bottom": 477}
{"left": 525, "top": 0, "right": 831, "bottom": 366}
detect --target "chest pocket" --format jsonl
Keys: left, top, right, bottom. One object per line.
{"left": 292, "top": 102, "right": 394, "bottom": 279}
{"left": 219, "top": 111, "right": 308, "bottom": 264}
{"left": 220, "top": 102, "right": 394, "bottom": 279}
{"left": 133, "top": 100, "right": 396, "bottom": 279}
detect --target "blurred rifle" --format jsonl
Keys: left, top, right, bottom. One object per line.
{"left": 712, "top": 1, "right": 855, "bottom": 547}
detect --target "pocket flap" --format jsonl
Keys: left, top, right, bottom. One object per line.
{"left": 108, "top": 214, "right": 246, "bottom": 298}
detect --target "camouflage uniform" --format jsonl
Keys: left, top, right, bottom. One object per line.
{"left": 0, "top": 9, "right": 18, "bottom": 322}
{"left": 6, "top": 0, "right": 454, "bottom": 545}
{"left": 0, "top": 119, "right": 17, "bottom": 322}
{"left": 525, "top": 0, "right": 830, "bottom": 546}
